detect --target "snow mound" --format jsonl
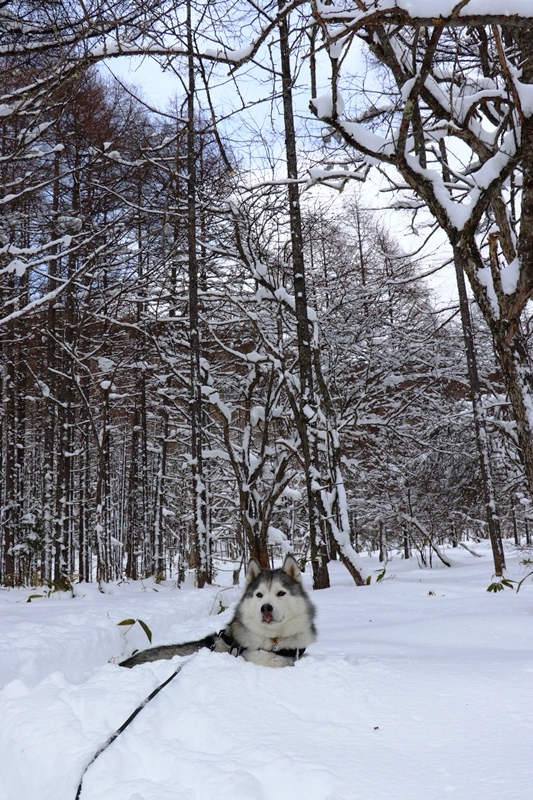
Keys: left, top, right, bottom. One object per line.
{"left": 0, "top": 547, "right": 532, "bottom": 800}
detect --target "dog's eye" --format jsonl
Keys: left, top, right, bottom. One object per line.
{"left": 276, "top": 591, "right": 286, "bottom": 597}
{"left": 256, "top": 592, "right": 263, "bottom": 598}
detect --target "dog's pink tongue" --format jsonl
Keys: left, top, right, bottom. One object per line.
{"left": 262, "top": 610, "right": 273, "bottom": 623}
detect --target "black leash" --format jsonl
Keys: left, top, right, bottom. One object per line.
{"left": 75, "top": 633, "right": 304, "bottom": 797}
{"left": 75, "top": 657, "right": 191, "bottom": 800}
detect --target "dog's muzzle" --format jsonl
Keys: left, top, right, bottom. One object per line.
{"left": 261, "top": 603, "right": 274, "bottom": 623}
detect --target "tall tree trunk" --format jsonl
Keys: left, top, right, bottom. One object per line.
{"left": 2, "top": 303, "right": 17, "bottom": 586}
{"left": 153, "top": 395, "right": 169, "bottom": 579}
{"left": 125, "top": 199, "right": 149, "bottom": 581}
{"left": 78, "top": 410, "right": 91, "bottom": 583}
{"left": 42, "top": 145, "right": 61, "bottom": 583}
{"left": 278, "top": 7, "right": 330, "bottom": 589}
{"left": 454, "top": 247, "right": 505, "bottom": 576}
{"left": 187, "top": 0, "right": 210, "bottom": 586}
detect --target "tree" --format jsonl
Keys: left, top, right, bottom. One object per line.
{"left": 278, "top": 6, "right": 331, "bottom": 587}
{"left": 185, "top": 0, "right": 211, "bottom": 586}
{"left": 4, "top": 0, "right": 530, "bottom": 587}
{"left": 305, "top": 4, "right": 533, "bottom": 516}
{"left": 301, "top": 198, "right": 476, "bottom": 559}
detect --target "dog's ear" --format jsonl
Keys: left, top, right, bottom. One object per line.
{"left": 245, "top": 558, "right": 263, "bottom": 586}
{"left": 281, "top": 554, "right": 302, "bottom": 583}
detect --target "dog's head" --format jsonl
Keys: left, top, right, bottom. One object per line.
{"left": 240, "top": 554, "right": 314, "bottom": 634}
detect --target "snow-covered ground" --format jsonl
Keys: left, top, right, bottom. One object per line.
{"left": 0, "top": 543, "right": 531, "bottom": 800}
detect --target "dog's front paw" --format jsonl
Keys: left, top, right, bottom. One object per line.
{"left": 243, "top": 650, "right": 293, "bottom": 668}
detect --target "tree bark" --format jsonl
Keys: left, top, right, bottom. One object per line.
{"left": 278, "top": 6, "right": 330, "bottom": 589}
{"left": 187, "top": 0, "right": 210, "bottom": 587}
{"left": 453, "top": 247, "right": 505, "bottom": 575}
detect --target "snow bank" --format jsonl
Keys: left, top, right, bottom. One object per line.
{"left": 0, "top": 547, "right": 532, "bottom": 800}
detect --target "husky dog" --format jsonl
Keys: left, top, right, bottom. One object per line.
{"left": 120, "top": 554, "right": 316, "bottom": 669}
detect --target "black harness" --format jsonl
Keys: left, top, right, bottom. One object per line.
{"left": 214, "top": 629, "right": 306, "bottom": 660}
{"left": 214, "top": 629, "right": 246, "bottom": 656}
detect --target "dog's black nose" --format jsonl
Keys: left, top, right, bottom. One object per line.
{"left": 261, "top": 603, "right": 273, "bottom": 614}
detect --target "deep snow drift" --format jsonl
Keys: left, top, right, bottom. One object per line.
{"left": 0, "top": 544, "right": 531, "bottom": 800}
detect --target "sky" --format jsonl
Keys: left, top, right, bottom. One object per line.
{"left": 103, "top": 50, "right": 459, "bottom": 311}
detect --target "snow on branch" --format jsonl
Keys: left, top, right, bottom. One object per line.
{"left": 315, "top": 1, "right": 533, "bottom": 29}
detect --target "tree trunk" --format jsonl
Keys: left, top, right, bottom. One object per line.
{"left": 278, "top": 5, "right": 330, "bottom": 589}
{"left": 453, "top": 247, "right": 505, "bottom": 575}
{"left": 187, "top": 0, "right": 210, "bottom": 587}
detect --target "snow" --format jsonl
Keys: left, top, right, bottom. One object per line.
{"left": 267, "top": 526, "right": 291, "bottom": 552}
{"left": 6, "top": 258, "right": 27, "bottom": 277}
{"left": 311, "top": 94, "right": 345, "bottom": 119}
{"left": 476, "top": 266, "right": 500, "bottom": 317}
{"left": 514, "top": 79, "right": 533, "bottom": 117}
{"left": 204, "top": 44, "right": 255, "bottom": 62}
{"left": 0, "top": 545, "right": 532, "bottom": 800}
{"left": 500, "top": 257, "right": 520, "bottom": 295}
{"left": 338, "top": 118, "right": 392, "bottom": 157}
{"left": 403, "top": 128, "right": 517, "bottom": 233}
{"left": 349, "top": 0, "right": 533, "bottom": 15}
{"left": 97, "top": 357, "right": 115, "bottom": 373}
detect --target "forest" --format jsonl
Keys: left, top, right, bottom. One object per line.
{"left": 2, "top": 0, "right": 533, "bottom": 590}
